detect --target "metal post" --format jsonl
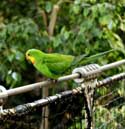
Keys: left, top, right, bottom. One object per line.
{"left": 73, "top": 64, "right": 99, "bottom": 129}
{"left": 82, "top": 79, "right": 96, "bottom": 129}
{"left": 40, "top": 87, "right": 49, "bottom": 129}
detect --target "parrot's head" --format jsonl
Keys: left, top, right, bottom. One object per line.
{"left": 26, "top": 49, "right": 43, "bottom": 65}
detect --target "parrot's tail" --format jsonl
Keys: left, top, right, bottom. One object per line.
{"left": 71, "top": 49, "right": 115, "bottom": 67}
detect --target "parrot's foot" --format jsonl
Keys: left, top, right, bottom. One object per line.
{"left": 47, "top": 78, "right": 57, "bottom": 83}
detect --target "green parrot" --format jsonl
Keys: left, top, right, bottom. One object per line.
{"left": 26, "top": 49, "right": 76, "bottom": 79}
{"left": 26, "top": 49, "right": 113, "bottom": 79}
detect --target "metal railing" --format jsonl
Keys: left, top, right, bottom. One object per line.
{"left": 0, "top": 72, "right": 125, "bottom": 118}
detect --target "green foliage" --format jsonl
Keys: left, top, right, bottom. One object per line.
{"left": 51, "top": 1, "right": 124, "bottom": 57}
{"left": 95, "top": 106, "right": 125, "bottom": 128}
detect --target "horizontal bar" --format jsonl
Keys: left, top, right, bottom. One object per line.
{"left": 86, "top": 60, "right": 125, "bottom": 76}
{"left": 96, "top": 72, "right": 125, "bottom": 88}
{"left": 0, "top": 73, "right": 79, "bottom": 99}
{"left": 0, "top": 59, "right": 125, "bottom": 99}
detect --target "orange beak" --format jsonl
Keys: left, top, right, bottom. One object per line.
{"left": 26, "top": 54, "right": 35, "bottom": 64}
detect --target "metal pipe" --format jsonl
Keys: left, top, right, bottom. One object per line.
{"left": 87, "top": 60, "right": 125, "bottom": 76}
{"left": 0, "top": 73, "right": 79, "bottom": 99}
{"left": 96, "top": 72, "right": 125, "bottom": 88}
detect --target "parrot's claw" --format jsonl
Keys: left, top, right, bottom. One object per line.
{"left": 47, "top": 78, "right": 57, "bottom": 83}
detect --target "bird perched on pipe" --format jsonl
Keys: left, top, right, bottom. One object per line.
{"left": 26, "top": 49, "right": 113, "bottom": 79}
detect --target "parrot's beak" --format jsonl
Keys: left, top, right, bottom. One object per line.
{"left": 26, "top": 53, "right": 35, "bottom": 64}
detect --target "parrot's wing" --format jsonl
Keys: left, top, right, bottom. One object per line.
{"left": 43, "top": 54, "right": 74, "bottom": 75}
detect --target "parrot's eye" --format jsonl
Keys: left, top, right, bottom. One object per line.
{"left": 27, "top": 53, "right": 30, "bottom": 56}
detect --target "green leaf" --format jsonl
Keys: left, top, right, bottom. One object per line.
{"left": 107, "top": 30, "right": 124, "bottom": 52}
{"left": 72, "top": 5, "right": 80, "bottom": 14}
{"left": 120, "top": 21, "right": 125, "bottom": 31}
{"left": 45, "top": 2, "right": 52, "bottom": 13}
{"left": 15, "top": 51, "right": 25, "bottom": 61}
{"left": 12, "top": 72, "right": 21, "bottom": 81}
{"left": 99, "top": 15, "right": 112, "bottom": 26}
